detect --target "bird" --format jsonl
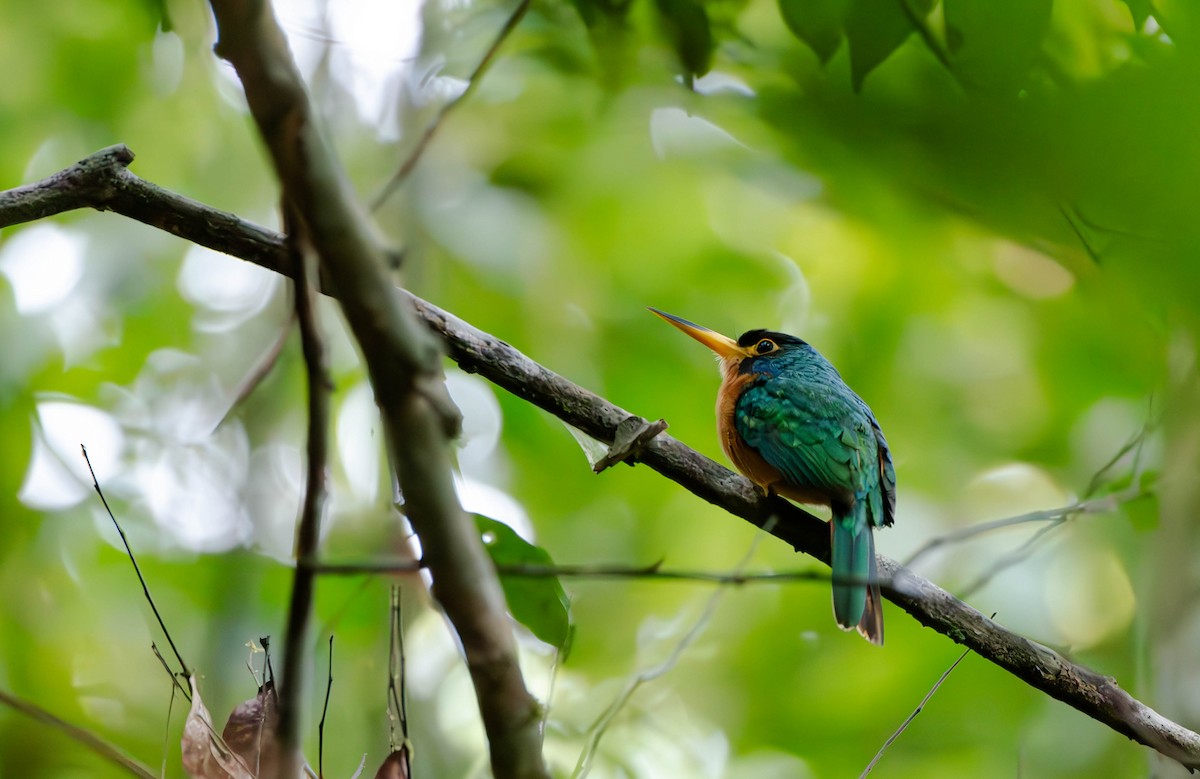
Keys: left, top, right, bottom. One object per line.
{"left": 649, "top": 307, "right": 895, "bottom": 644}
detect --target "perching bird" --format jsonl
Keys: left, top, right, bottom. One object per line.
{"left": 650, "top": 308, "right": 895, "bottom": 644}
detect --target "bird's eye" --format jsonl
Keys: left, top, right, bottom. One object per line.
{"left": 755, "top": 339, "right": 776, "bottom": 354}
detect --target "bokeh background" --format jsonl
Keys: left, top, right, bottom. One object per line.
{"left": 1, "top": 0, "right": 1198, "bottom": 776}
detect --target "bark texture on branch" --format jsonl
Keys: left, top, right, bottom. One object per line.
{"left": 2, "top": 147, "right": 1199, "bottom": 772}
{"left": 203, "top": 2, "right": 550, "bottom": 775}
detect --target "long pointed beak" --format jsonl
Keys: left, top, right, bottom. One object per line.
{"left": 648, "top": 308, "right": 744, "bottom": 359}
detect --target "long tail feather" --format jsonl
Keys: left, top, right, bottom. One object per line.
{"left": 856, "top": 536, "right": 884, "bottom": 645}
{"left": 831, "top": 508, "right": 883, "bottom": 645}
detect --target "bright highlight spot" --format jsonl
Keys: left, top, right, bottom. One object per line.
{"left": 177, "top": 245, "right": 279, "bottom": 332}
{"left": 337, "top": 380, "right": 382, "bottom": 506}
{"left": 275, "top": 0, "right": 424, "bottom": 137}
{"left": 19, "top": 399, "right": 123, "bottom": 511}
{"left": 328, "top": 0, "right": 422, "bottom": 74}
{"left": 457, "top": 476, "right": 533, "bottom": 542}
{"left": 0, "top": 224, "right": 86, "bottom": 314}
{"left": 992, "top": 241, "right": 1075, "bottom": 299}
{"left": 148, "top": 29, "right": 184, "bottom": 96}
{"left": 964, "top": 462, "right": 1069, "bottom": 520}
{"left": 107, "top": 349, "right": 253, "bottom": 552}
{"left": 693, "top": 71, "right": 756, "bottom": 97}
{"left": 445, "top": 370, "right": 502, "bottom": 471}
{"left": 650, "top": 107, "right": 746, "bottom": 159}
{"left": 133, "top": 423, "right": 254, "bottom": 552}
{"left": 245, "top": 443, "right": 305, "bottom": 561}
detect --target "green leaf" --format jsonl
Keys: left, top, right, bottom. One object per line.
{"left": 1099, "top": 471, "right": 1135, "bottom": 495}
{"left": 569, "top": 0, "right": 634, "bottom": 28}
{"left": 655, "top": 0, "right": 715, "bottom": 78}
{"left": 1123, "top": 492, "right": 1159, "bottom": 532}
{"left": 474, "top": 515, "right": 574, "bottom": 652}
{"left": 778, "top": 0, "right": 849, "bottom": 64}
{"left": 943, "top": 0, "right": 1052, "bottom": 93}
{"left": 1121, "top": 0, "right": 1152, "bottom": 30}
{"left": 844, "top": 0, "right": 919, "bottom": 91}
{"left": 142, "top": 0, "right": 172, "bottom": 32}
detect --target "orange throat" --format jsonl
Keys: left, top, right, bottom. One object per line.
{"left": 715, "top": 357, "right": 833, "bottom": 508}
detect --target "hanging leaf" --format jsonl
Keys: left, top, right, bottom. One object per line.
{"left": 845, "top": 0, "right": 932, "bottom": 90}
{"left": 1123, "top": 470, "right": 1159, "bottom": 531}
{"left": 655, "top": 0, "right": 716, "bottom": 78}
{"left": 181, "top": 676, "right": 255, "bottom": 779}
{"left": 474, "top": 515, "right": 574, "bottom": 653}
{"left": 943, "top": 0, "right": 1052, "bottom": 92}
{"left": 221, "top": 681, "right": 280, "bottom": 778}
{"left": 374, "top": 745, "right": 411, "bottom": 779}
{"left": 1124, "top": 492, "right": 1159, "bottom": 532}
{"left": 778, "top": 0, "right": 849, "bottom": 64}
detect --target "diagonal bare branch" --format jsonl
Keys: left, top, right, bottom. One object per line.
{"left": 0, "top": 688, "right": 157, "bottom": 779}
{"left": 3, "top": 146, "right": 1200, "bottom": 772}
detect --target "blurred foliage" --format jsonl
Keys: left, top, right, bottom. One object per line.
{"left": 1, "top": 0, "right": 1199, "bottom": 777}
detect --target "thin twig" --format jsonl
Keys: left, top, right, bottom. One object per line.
{"left": 275, "top": 210, "right": 332, "bottom": 772}
{"left": 370, "top": 0, "right": 533, "bottom": 209}
{"left": 263, "top": 636, "right": 277, "bottom": 698}
{"left": 902, "top": 495, "right": 1118, "bottom": 570}
{"left": 244, "top": 641, "right": 263, "bottom": 688}
{"left": 160, "top": 680, "right": 180, "bottom": 779}
{"left": 387, "top": 588, "right": 401, "bottom": 746}
{"left": 541, "top": 652, "right": 560, "bottom": 752}
{"left": 319, "top": 635, "right": 334, "bottom": 779}
{"left": 1059, "top": 204, "right": 1103, "bottom": 263}
{"left": 860, "top": 644, "right": 974, "bottom": 777}
{"left": 384, "top": 587, "right": 414, "bottom": 777}
{"left": 81, "top": 446, "right": 190, "bottom": 678}
{"left": 151, "top": 643, "right": 191, "bottom": 701}
{"left": 957, "top": 520, "right": 1065, "bottom": 599}
{"left": 1083, "top": 422, "right": 1150, "bottom": 499}
{"left": 0, "top": 688, "right": 157, "bottom": 779}
{"left": 398, "top": 596, "right": 409, "bottom": 743}
{"left": 387, "top": 587, "right": 411, "bottom": 750}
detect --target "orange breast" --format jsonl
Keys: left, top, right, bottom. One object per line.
{"left": 716, "top": 360, "right": 833, "bottom": 508}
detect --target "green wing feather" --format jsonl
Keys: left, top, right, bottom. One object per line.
{"left": 735, "top": 378, "right": 880, "bottom": 502}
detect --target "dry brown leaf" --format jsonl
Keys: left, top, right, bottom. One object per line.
{"left": 181, "top": 676, "right": 255, "bottom": 779}
{"left": 373, "top": 746, "right": 410, "bottom": 779}
{"left": 222, "top": 681, "right": 280, "bottom": 777}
